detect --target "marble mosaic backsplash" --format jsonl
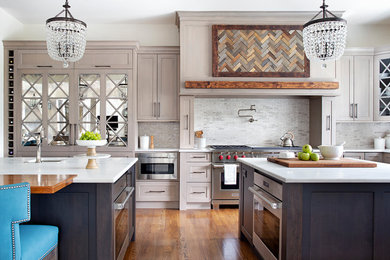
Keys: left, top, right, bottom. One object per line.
{"left": 194, "top": 98, "right": 310, "bottom": 146}
{"left": 138, "top": 122, "right": 179, "bottom": 148}
{"left": 336, "top": 122, "right": 390, "bottom": 148}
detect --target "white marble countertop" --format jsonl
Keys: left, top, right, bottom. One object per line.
{"left": 0, "top": 157, "right": 138, "bottom": 183}
{"left": 238, "top": 158, "right": 390, "bottom": 183}
{"left": 344, "top": 148, "right": 390, "bottom": 153}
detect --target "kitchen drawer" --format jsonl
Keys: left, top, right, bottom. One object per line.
{"left": 136, "top": 181, "right": 179, "bottom": 202}
{"left": 185, "top": 153, "right": 210, "bottom": 163}
{"left": 113, "top": 173, "right": 127, "bottom": 200}
{"left": 364, "top": 152, "right": 383, "bottom": 162}
{"left": 75, "top": 50, "right": 133, "bottom": 68}
{"left": 343, "top": 152, "right": 364, "bottom": 160}
{"left": 383, "top": 153, "right": 390, "bottom": 164}
{"left": 17, "top": 50, "right": 68, "bottom": 69}
{"left": 187, "top": 163, "right": 211, "bottom": 183}
{"left": 186, "top": 183, "right": 211, "bottom": 203}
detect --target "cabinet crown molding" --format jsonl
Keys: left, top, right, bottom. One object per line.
{"left": 3, "top": 40, "right": 140, "bottom": 50}
{"left": 175, "top": 11, "right": 344, "bottom": 26}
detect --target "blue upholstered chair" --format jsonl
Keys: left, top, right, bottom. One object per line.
{"left": 0, "top": 182, "right": 59, "bottom": 260}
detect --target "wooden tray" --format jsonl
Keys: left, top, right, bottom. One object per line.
{"left": 267, "top": 157, "right": 377, "bottom": 168}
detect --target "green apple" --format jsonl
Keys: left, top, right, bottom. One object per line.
{"left": 302, "top": 144, "right": 313, "bottom": 154}
{"left": 310, "top": 153, "right": 320, "bottom": 161}
{"left": 301, "top": 152, "right": 310, "bottom": 161}
{"left": 297, "top": 152, "right": 303, "bottom": 160}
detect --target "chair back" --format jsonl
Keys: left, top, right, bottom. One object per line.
{"left": 0, "top": 182, "right": 30, "bottom": 260}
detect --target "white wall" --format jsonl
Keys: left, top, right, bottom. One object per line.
{"left": 8, "top": 24, "right": 179, "bottom": 46}
{"left": 0, "top": 8, "right": 24, "bottom": 157}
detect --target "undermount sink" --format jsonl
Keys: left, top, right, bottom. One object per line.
{"left": 25, "top": 159, "right": 63, "bottom": 163}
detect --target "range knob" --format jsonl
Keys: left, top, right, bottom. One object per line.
{"left": 219, "top": 155, "right": 224, "bottom": 160}
{"left": 226, "top": 155, "right": 231, "bottom": 160}
{"left": 241, "top": 155, "right": 246, "bottom": 158}
{"left": 234, "top": 155, "right": 238, "bottom": 160}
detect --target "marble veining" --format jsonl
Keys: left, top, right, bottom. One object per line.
{"left": 194, "top": 98, "right": 310, "bottom": 146}
{"left": 336, "top": 122, "right": 390, "bottom": 148}
{"left": 138, "top": 122, "right": 179, "bottom": 148}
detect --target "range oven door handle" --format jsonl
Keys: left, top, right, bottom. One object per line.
{"left": 249, "top": 186, "right": 282, "bottom": 210}
{"left": 114, "top": 187, "right": 134, "bottom": 210}
{"left": 212, "top": 164, "right": 240, "bottom": 169}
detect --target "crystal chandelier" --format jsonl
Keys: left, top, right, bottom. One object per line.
{"left": 303, "top": 0, "right": 347, "bottom": 62}
{"left": 46, "top": 0, "right": 87, "bottom": 68}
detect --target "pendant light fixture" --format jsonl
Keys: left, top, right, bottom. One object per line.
{"left": 46, "top": 0, "right": 87, "bottom": 68}
{"left": 303, "top": 0, "right": 347, "bottom": 62}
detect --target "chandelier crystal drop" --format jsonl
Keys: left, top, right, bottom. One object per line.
{"left": 303, "top": 0, "right": 347, "bottom": 62}
{"left": 46, "top": 0, "right": 87, "bottom": 68}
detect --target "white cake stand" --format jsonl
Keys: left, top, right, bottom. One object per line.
{"left": 75, "top": 140, "right": 111, "bottom": 169}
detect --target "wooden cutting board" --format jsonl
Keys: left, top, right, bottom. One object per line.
{"left": 267, "top": 157, "right": 377, "bottom": 168}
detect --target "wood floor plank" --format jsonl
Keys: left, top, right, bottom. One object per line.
{"left": 125, "top": 209, "right": 258, "bottom": 260}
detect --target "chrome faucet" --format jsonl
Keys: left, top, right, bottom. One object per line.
{"left": 35, "top": 128, "right": 45, "bottom": 163}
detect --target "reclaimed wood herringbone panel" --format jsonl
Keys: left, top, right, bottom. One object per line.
{"left": 212, "top": 25, "right": 310, "bottom": 78}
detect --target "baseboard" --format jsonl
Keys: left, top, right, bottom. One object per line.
{"left": 136, "top": 201, "right": 179, "bottom": 209}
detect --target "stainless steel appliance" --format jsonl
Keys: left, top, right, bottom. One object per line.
{"left": 249, "top": 172, "right": 283, "bottom": 260}
{"left": 136, "top": 152, "right": 177, "bottom": 180}
{"left": 210, "top": 145, "right": 299, "bottom": 208}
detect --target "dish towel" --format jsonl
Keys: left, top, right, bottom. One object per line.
{"left": 224, "top": 164, "right": 237, "bottom": 185}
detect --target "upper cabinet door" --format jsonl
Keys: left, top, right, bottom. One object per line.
{"left": 353, "top": 56, "right": 373, "bottom": 121}
{"left": 137, "top": 55, "right": 158, "bottom": 120}
{"left": 157, "top": 54, "right": 179, "bottom": 120}
{"left": 75, "top": 50, "right": 133, "bottom": 69}
{"left": 374, "top": 53, "right": 390, "bottom": 121}
{"left": 335, "top": 56, "right": 354, "bottom": 121}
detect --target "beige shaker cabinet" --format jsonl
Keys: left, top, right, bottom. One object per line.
{"left": 137, "top": 51, "right": 179, "bottom": 121}
{"left": 179, "top": 96, "right": 194, "bottom": 148}
{"left": 335, "top": 53, "right": 374, "bottom": 121}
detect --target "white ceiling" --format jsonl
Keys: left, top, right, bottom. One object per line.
{"left": 1, "top": 0, "right": 390, "bottom": 25}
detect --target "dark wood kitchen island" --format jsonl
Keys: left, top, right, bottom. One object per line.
{"left": 0, "top": 157, "right": 137, "bottom": 260}
{"left": 239, "top": 158, "right": 390, "bottom": 260}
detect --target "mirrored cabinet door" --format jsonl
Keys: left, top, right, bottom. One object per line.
{"left": 20, "top": 73, "right": 43, "bottom": 147}
{"left": 78, "top": 73, "right": 102, "bottom": 135}
{"left": 375, "top": 54, "right": 390, "bottom": 121}
{"left": 47, "top": 74, "right": 71, "bottom": 146}
{"left": 105, "top": 73, "right": 128, "bottom": 147}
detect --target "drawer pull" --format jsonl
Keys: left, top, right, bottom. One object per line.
{"left": 192, "top": 156, "right": 206, "bottom": 159}
{"left": 191, "top": 191, "right": 205, "bottom": 194}
{"left": 192, "top": 171, "right": 205, "bottom": 174}
{"left": 37, "top": 65, "right": 53, "bottom": 68}
{"left": 94, "top": 65, "right": 112, "bottom": 68}
{"left": 147, "top": 190, "right": 166, "bottom": 193}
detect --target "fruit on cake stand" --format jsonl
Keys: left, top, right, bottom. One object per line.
{"left": 75, "top": 132, "right": 111, "bottom": 169}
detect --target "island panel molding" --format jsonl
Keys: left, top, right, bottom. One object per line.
{"left": 212, "top": 25, "right": 310, "bottom": 78}
{"left": 185, "top": 81, "right": 339, "bottom": 89}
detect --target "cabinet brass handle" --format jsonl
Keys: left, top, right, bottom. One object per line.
{"left": 192, "top": 171, "right": 205, "bottom": 174}
{"left": 191, "top": 191, "right": 205, "bottom": 194}
{"left": 147, "top": 190, "right": 165, "bottom": 193}
{"left": 94, "top": 65, "right": 111, "bottom": 68}
{"left": 158, "top": 102, "right": 161, "bottom": 118}
{"left": 37, "top": 65, "right": 53, "bottom": 68}
{"left": 192, "top": 156, "right": 206, "bottom": 159}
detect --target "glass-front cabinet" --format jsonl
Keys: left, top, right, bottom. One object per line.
{"left": 374, "top": 53, "right": 390, "bottom": 121}
{"left": 15, "top": 69, "right": 133, "bottom": 156}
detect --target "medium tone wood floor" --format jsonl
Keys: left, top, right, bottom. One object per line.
{"left": 125, "top": 209, "right": 258, "bottom": 260}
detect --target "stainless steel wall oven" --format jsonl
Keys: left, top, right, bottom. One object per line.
{"left": 249, "top": 172, "right": 283, "bottom": 260}
{"left": 136, "top": 152, "right": 177, "bottom": 180}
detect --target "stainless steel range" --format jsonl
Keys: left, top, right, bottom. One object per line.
{"left": 210, "top": 145, "right": 300, "bottom": 209}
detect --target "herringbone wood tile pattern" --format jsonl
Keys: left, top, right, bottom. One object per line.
{"left": 217, "top": 29, "right": 305, "bottom": 73}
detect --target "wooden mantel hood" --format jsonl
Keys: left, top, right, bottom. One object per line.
{"left": 185, "top": 81, "right": 339, "bottom": 90}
